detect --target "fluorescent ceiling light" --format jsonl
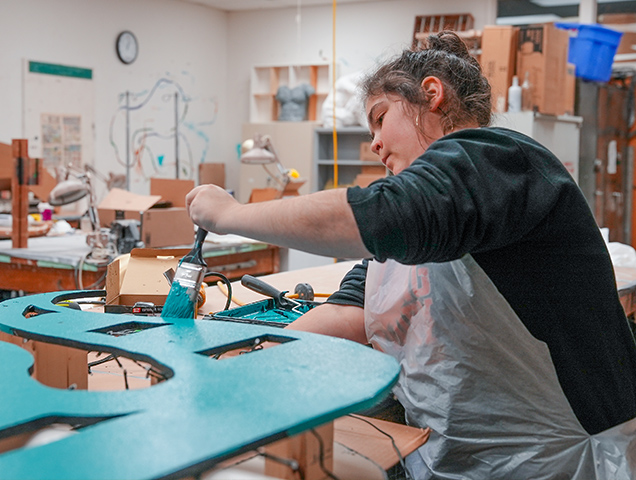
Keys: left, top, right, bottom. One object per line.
{"left": 530, "top": 0, "right": 627, "bottom": 6}
{"left": 496, "top": 14, "right": 563, "bottom": 25}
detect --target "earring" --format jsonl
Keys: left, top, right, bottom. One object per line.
{"left": 415, "top": 115, "right": 419, "bottom": 127}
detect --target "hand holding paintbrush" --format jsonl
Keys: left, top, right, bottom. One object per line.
{"left": 161, "top": 227, "right": 208, "bottom": 319}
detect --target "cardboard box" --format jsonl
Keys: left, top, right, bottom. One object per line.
{"left": 599, "top": 13, "right": 636, "bottom": 25}
{"left": 199, "top": 162, "right": 226, "bottom": 188}
{"left": 97, "top": 178, "right": 195, "bottom": 248}
{"left": 564, "top": 63, "right": 576, "bottom": 116}
{"left": 141, "top": 208, "right": 196, "bottom": 248}
{"left": 615, "top": 31, "right": 636, "bottom": 61}
{"left": 360, "top": 142, "right": 377, "bottom": 162}
{"left": 516, "top": 23, "right": 571, "bottom": 116}
{"left": 480, "top": 25, "right": 519, "bottom": 113}
{"left": 105, "top": 247, "right": 190, "bottom": 309}
{"left": 248, "top": 188, "right": 279, "bottom": 203}
{"left": 361, "top": 164, "right": 386, "bottom": 176}
{"left": 248, "top": 179, "right": 305, "bottom": 203}
{"left": 149, "top": 177, "right": 194, "bottom": 207}
{"left": 98, "top": 188, "right": 160, "bottom": 227}
{"left": 355, "top": 173, "right": 385, "bottom": 188}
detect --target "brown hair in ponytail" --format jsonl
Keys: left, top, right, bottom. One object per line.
{"left": 361, "top": 31, "right": 492, "bottom": 134}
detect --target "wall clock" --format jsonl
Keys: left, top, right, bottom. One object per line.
{"left": 116, "top": 31, "right": 138, "bottom": 65}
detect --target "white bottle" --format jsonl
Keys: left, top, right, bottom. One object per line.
{"left": 507, "top": 76, "right": 522, "bottom": 113}
{"left": 521, "top": 72, "right": 532, "bottom": 111}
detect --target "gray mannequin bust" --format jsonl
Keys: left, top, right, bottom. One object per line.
{"left": 276, "top": 84, "right": 315, "bottom": 121}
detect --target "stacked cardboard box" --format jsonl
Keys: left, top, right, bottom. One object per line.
{"left": 355, "top": 141, "right": 386, "bottom": 187}
{"left": 480, "top": 26, "right": 519, "bottom": 114}
{"left": 198, "top": 162, "right": 225, "bottom": 188}
{"left": 480, "top": 23, "right": 574, "bottom": 116}
{"left": 516, "top": 24, "right": 574, "bottom": 116}
{"left": 600, "top": 13, "right": 636, "bottom": 63}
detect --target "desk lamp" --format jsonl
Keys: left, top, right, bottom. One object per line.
{"left": 48, "top": 165, "right": 112, "bottom": 260}
{"left": 240, "top": 134, "right": 292, "bottom": 192}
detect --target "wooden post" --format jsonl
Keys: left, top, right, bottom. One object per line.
{"left": 11, "top": 139, "right": 29, "bottom": 249}
{"left": 308, "top": 65, "right": 318, "bottom": 121}
{"left": 264, "top": 422, "right": 334, "bottom": 480}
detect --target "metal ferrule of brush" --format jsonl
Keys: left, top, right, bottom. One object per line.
{"left": 172, "top": 262, "right": 207, "bottom": 302}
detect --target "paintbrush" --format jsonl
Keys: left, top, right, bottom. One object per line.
{"left": 161, "top": 227, "right": 208, "bottom": 319}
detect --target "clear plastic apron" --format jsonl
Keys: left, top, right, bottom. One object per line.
{"left": 365, "top": 255, "right": 636, "bottom": 479}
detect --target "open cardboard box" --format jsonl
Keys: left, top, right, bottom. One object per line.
{"left": 248, "top": 178, "right": 306, "bottom": 203}
{"left": 97, "top": 178, "right": 195, "bottom": 248}
{"left": 105, "top": 247, "right": 190, "bottom": 311}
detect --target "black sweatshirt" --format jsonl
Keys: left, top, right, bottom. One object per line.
{"left": 327, "top": 127, "right": 636, "bottom": 435}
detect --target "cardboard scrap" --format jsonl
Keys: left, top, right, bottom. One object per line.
{"left": 334, "top": 415, "right": 430, "bottom": 471}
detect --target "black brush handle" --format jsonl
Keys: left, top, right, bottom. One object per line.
{"left": 241, "top": 274, "right": 294, "bottom": 309}
{"left": 183, "top": 228, "right": 208, "bottom": 266}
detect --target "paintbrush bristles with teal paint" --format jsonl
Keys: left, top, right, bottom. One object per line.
{"left": 161, "top": 228, "right": 208, "bottom": 319}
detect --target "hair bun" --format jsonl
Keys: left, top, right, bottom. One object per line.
{"left": 362, "top": 28, "right": 492, "bottom": 129}
{"left": 425, "top": 31, "right": 472, "bottom": 61}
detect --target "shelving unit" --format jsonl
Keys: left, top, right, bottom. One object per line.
{"left": 313, "top": 127, "right": 386, "bottom": 191}
{"left": 412, "top": 14, "right": 481, "bottom": 59}
{"left": 250, "top": 63, "right": 331, "bottom": 123}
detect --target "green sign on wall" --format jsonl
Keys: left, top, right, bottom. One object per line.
{"left": 29, "top": 61, "right": 92, "bottom": 80}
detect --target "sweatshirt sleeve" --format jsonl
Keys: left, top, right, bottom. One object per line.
{"left": 346, "top": 128, "right": 571, "bottom": 265}
{"left": 324, "top": 260, "right": 368, "bottom": 308}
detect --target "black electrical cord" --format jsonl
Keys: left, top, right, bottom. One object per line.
{"left": 129, "top": 357, "right": 168, "bottom": 383}
{"left": 203, "top": 271, "right": 232, "bottom": 311}
{"left": 256, "top": 448, "right": 300, "bottom": 473}
{"left": 87, "top": 354, "right": 116, "bottom": 370}
{"left": 347, "top": 414, "right": 413, "bottom": 480}
{"left": 309, "top": 428, "right": 340, "bottom": 480}
{"left": 203, "top": 450, "right": 260, "bottom": 478}
{"left": 334, "top": 441, "right": 389, "bottom": 480}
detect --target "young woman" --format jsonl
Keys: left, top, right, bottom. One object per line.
{"left": 186, "top": 32, "right": 636, "bottom": 478}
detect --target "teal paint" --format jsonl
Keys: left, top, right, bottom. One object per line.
{"left": 0, "top": 291, "right": 398, "bottom": 479}
{"left": 157, "top": 154, "right": 164, "bottom": 166}
{"left": 29, "top": 61, "right": 92, "bottom": 80}
{"left": 209, "top": 298, "right": 316, "bottom": 327}
{"left": 162, "top": 229, "right": 207, "bottom": 320}
{"left": 161, "top": 281, "right": 195, "bottom": 319}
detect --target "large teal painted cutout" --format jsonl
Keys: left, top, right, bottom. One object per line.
{"left": 0, "top": 291, "right": 399, "bottom": 479}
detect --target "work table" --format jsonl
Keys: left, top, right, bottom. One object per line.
{"left": 0, "top": 232, "right": 280, "bottom": 294}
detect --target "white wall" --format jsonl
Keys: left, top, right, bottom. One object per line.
{"left": 0, "top": 0, "right": 495, "bottom": 200}
{"left": 0, "top": 0, "right": 228, "bottom": 198}
{"left": 225, "top": 0, "right": 497, "bottom": 189}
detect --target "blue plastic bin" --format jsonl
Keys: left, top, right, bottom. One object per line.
{"left": 556, "top": 22, "right": 623, "bottom": 82}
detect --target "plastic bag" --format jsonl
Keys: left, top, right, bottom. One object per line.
{"left": 321, "top": 71, "right": 368, "bottom": 128}
{"left": 365, "top": 255, "right": 636, "bottom": 479}
{"left": 601, "top": 227, "right": 636, "bottom": 268}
